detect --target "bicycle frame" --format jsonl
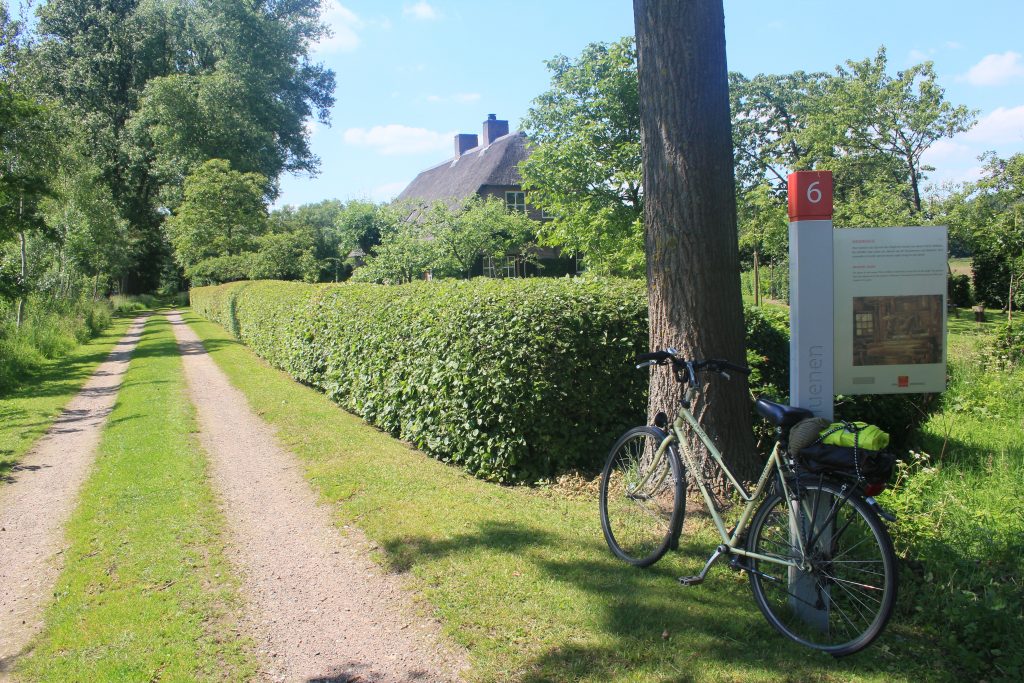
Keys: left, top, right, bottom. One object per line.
{"left": 652, "top": 393, "right": 808, "bottom": 571}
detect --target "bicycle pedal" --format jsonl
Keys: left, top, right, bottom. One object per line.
{"left": 677, "top": 575, "right": 704, "bottom": 587}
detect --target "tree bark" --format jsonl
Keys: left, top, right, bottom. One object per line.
{"left": 634, "top": 0, "right": 757, "bottom": 480}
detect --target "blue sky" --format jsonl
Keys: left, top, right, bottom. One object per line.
{"left": 283, "top": 1, "right": 1022, "bottom": 207}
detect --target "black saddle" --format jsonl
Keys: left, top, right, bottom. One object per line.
{"left": 755, "top": 397, "right": 814, "bottom": 428}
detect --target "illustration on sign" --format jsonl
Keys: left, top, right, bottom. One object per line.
{"left": 834, "top": 227, "right": 948, "bottom": 394}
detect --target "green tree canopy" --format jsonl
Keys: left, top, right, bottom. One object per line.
{"left": 519, "top": 37, "right": 643, "bottom": 276}
{"left": 31, "top": 0, "right": 335, "bottom": 290}
{"left": 165, "top": 159, "right": 268, "bottom": 278}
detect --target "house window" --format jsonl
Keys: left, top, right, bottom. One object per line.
{"left": 855, "top": 312, "right": 874, "bottom": 337}
{"left": 505, "top": 191, "right": 526, "bottom": 213}
{"left": 484, "top": 255, "right": 518, "bottom": 278}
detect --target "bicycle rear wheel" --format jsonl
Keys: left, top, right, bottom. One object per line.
{"left": 599, "top": 426, "right": 685, "bottom": 567}
{"left": 746, "top": 480, "right": 897, "bottom": 656}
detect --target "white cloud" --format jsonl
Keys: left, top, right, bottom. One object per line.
{"left": 426, "top": 94, "right": 443, "bottom": 103}
{"left": 403, "top": 1, "right": 439, "bottom": 21}
{"left": 908, "top": 49, "right": 930, "bottom": 63}
{"left": 315, "top": 1, "right": 363, "bottom": 53}
{"left": 945, "top": 41, "right": 962, "bottom": 50}
{"left": 304, "top": 120, "right": 323, "bottom": 136}
{"left": 343, "top": 124, "right": 455, "bottom": 155}
{"left": 963, "top": 106, "right": 1024, "bottom": 145}
{"left": 963, "top": 51, "right": 1024, "bottom": 86}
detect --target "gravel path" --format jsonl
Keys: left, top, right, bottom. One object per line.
{"left": 0, "top": 316, "right": 148, "bottom": 672}
{"left": 169, "top": 311, "right": 467, "bottom": 683}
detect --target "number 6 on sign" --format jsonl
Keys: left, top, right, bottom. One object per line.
{"left": 806, "top": 181, "right": 822, "bottom": 204}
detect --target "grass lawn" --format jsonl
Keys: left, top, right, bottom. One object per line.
{"left": 16, "top": 313, "right": 257, "bottom": 681}
{"left": 0, "top": 315, "right": 136, "bottom": 480}
{"left": 185, "top": 310, "right": 957, "bottom": 683}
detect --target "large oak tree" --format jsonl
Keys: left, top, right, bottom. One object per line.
{"left": 633, "top": 0, "right": 756, "bottom": 477}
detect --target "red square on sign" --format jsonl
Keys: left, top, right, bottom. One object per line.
{"left": 788, "top": 171, "right": 834, "bottom": 221}
{"left": 898, "top": 376, "right": 909, "bottom": 388}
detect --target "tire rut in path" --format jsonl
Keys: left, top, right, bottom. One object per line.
{"left": 168, "top": 311, "right": 466, "bottom": 683}
{"left": 0, "top": 316, "right": 149, "bottom": 672}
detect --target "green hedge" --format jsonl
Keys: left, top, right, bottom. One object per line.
{"left": 191, "top": 279, "right": 649, "bottom": 482}
{"left": 191, "top": 280, "right": 935, "bottom": 481}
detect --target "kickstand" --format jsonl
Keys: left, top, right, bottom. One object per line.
{"left": 678, "top": 546, "right": 727, "bottom": 587}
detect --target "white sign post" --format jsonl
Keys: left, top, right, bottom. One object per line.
{"left": 786, "top": 171, "right": 835, "bottom": 632}
{"left": 788, "top": 171, "right": 834, "bottom": 421}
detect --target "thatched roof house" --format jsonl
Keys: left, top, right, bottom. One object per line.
{"left": 396, "top": 115, "right": 535, "bottom": 217}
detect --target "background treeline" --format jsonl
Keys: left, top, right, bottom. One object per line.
{"left": 519, "top": 39, "right": 1023, "bottom": 313}
{"left": 0, "top": 0, "right": 336, "bottom": 385}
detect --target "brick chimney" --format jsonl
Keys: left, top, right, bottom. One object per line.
{"left": 454, "top": 133, "right": 478, "bottom": 158}
{"left": 481, "top": 114, "right": 509, "bottom": 146}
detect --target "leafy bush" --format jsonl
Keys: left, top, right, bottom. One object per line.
{"left": 192, "top": 279, "right": 649, "bottom": 482}
{"left": 992, "top": 322, "right": 1024, "bottom": 366}
{"left": 110, "top": 293, "right": 157, "bottom": 314}
{"left": 948, "top": 272, "right": 972, "bottom": 307}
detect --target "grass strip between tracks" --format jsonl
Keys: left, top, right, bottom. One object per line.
{"left": 16, "top": 313, "right": 257, "bottom": 681}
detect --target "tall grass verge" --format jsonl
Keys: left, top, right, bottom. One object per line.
{"left": 16, "top": 314, "right": 257, "bottom": 680}
{"left": 0, "top": 315, "right": 134, "bottom": 477}
{"left": 880, "top": 319, "right": 1024, "bottom": 680}
{"left": 0, "top": 296, "right": 113, "bottom": 393}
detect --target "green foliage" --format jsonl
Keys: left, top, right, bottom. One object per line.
{"left": 334, "top": 200, "right": 385, "bottom": 255}
{"left": 520, "top": 37, "right": 643, "bottom": 276}
{"left": 165, "top": 159, "right": 269, "bottom": 278}
{"left": 878, "top": 343, "right": 1024, "bottom": 680}
{"left": 963, "top": 153, "right": 1024, "bottom": 309}
{"left": 193, "top": 280, "right": 815, "bottom": 482}
{"left": 0, "top": 295, "right": 112, "bottom": 392}
{"left": 247, "top": 231, "right": 319, "bottom": 282}
{"left": 192, "top": 278, "right": 649, "bottom": 483}
{"left": 425, "top": 196, "right": 537, "bottom": 278}
{"left": 31, "top": 0, "right": 335, "bottom": 290}
{"left": 948, "top": 273, "right": 972, "bottom": 307}
{"left": 992, "top": 322, "right": 1024, "bottom": 366}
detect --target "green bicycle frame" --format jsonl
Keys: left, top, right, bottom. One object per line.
{"left": 653, "top": 394, "right": 808, "bottom": 570}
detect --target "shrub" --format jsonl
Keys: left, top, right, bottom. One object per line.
{"left": 948, "top": 273, "right": 972, "bottom": 307}
{"left": 992, "top": 322, "right": 1024, "bottom": 366}
{"left": 193, "top": 281, "right": 938, "bottom": 480}
{"left": 192, "top": 279, "right": 649, "bottom": 482}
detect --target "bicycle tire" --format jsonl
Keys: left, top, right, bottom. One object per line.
{"left": 599, "top": 426, "right": 685, "bottom": 567}
{"left": 746, "top": 479, "right": 897, "bottom": 656}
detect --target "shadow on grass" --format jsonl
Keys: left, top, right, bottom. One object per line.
{"left": 380, "top": 518, "right": 911, "bottom": 681}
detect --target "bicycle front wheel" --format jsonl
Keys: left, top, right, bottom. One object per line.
{"left": 599, "top": 426, "right": 685, "bottom": 567}
{"left": 746, "top": 480, "right": 897, "bottom": 656}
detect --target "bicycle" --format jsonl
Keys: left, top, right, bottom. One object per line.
{"left": 599, "top": 349, "right": 897, "bottom": 657}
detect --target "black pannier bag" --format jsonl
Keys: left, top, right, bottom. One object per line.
{"left": 790, "top": 419, "right": 896, "bottom": 486}
{"left": 797, "top": 443, "right": 896, "bottom": 484}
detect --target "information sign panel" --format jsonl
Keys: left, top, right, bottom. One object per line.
{"left": 833, "top": 227, "right": 948, "bottom": 394}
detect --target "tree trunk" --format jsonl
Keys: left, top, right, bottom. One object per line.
{"left": 634, "top": 0, "right": 757, "bottom": 480}
{"left": 753, "top": 249, "right": 761, "bottom": 306}
{"left": 16, "top": 230, "right": 27, "bottom": 329}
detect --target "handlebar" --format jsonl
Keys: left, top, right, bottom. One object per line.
{"left": 634, "top": 349, "right": 750, "bottom": 384}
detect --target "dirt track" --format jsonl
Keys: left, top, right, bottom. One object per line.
{"left": 169, "top": 311, "right": 466, "bottom": 683}
{"left": 0, "top": 316, "right": 148, "bottom": 673}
